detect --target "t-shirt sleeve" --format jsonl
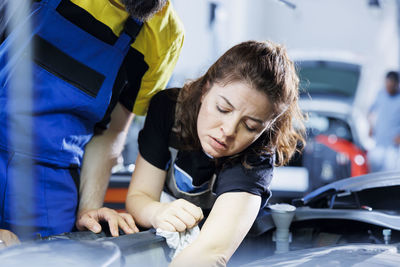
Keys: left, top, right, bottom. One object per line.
{"left": 130, "top": 1, "right": 184, "bottom": 116}
{"left": 137, "top": 90, "right": 175, "bottom": 170}
{"left": 215, "top": 155, "right": 274, "bottom": 206}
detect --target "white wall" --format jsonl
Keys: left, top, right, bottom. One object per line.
{"left": 169, "top": 0, "right": 213, "bottom": 86}
{"left": 170, "top": 0, "right": 250, "bottom": 86}
{"left": 170, "top": 0, "right": 399, "bottom": 148}
{"left": 241, "top": 0, "right": 399, "bottom": 148}
{"left": 243, "top": 0, "right": 399, "bottom": 111}
{"left": 171, "top": 0, "right": 399, "bottom": 106}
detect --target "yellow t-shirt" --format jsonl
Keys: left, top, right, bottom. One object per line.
{"left": 70, "top": 0, "right": 184, "bottom": 115}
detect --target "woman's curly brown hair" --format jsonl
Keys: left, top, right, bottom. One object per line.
{"left": 174, "top": 40, "right": 306, "bottom": 167}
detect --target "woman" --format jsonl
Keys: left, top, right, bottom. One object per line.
{"left": 126, "top": 40, "right": 305, "bottom": 266}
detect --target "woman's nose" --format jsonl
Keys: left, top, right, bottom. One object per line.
{"left": 221, "top": 119, "right": 238, "bottom": 137}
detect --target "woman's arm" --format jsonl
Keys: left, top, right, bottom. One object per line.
{"left": 170, "top": 192, "right": 261, "bottom": 267}
{"left": 126, "top": 153, "right": 203, "bottom": 231}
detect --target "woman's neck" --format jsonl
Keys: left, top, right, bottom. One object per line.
{"left": 203, "top": 150, "right": 214, "bottom": 159}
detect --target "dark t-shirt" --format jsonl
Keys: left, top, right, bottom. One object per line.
{"left": 138, "top": 88, "right": 273, "bottom": 207}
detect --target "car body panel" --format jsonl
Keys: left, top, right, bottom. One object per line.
{"left": 253, "top": 172, "right": 400, "bottom": 235}
{"left": 244, "top": 243, "right": 400, "bottom": 267}
{"left": 298, "top": 171, "right": 400, "bottom": 206}
{"left": 0, "top": 230, "right": 170, "bottom": 266}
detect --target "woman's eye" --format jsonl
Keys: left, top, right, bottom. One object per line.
{"left": 216, "top": 105, "right": 229, "bottom": 113}
{"left": 244, "top": 123, "right": 257, "bottom": 132}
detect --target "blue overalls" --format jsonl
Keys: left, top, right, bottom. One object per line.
{"left": 0, "top": 0, "right": 142, "bottom": 238}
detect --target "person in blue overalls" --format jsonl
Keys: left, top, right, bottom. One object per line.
{"left": 0, "top": 0, "right": 184, "bottom": 245}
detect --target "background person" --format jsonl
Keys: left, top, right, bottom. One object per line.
{"left": 126, "top": 40, "right": 306, "bottom": 266}
{"left": 368, "top": 71, "right": 400, "bottom": 172}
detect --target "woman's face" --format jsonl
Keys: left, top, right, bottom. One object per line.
{"left": 197, "top": 81, "right": 272, "bottom": 158}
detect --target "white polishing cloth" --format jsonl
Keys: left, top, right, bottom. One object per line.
{"left": 156, "top": 226, "right": 200, "bottom": 259}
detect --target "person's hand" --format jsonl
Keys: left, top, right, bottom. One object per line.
{"left": 0, "top": 229, "right": 20, "bottom": 249}
{"left": 152, "top": 199, "right": 204, "bottom": 232}
{"left": 76, "top": 207, "right": 139, "bottom": 237}
{"left": 368, "top": 127, "right": 374, "bottom": 137}
{"left": 394, "top": 135, "right": 400, "bottom": 145}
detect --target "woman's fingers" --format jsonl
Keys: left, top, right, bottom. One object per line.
{"left": 174, "top": 208, "right": 197, "bottom": 229}
{"left": 154, "top": 199, "right": 204, "bottom": 232}
{"left": 165, "top": 214, "right": 188, "bottom": 232}
{"left": 157, "top": 221, "right": 177, "bottom": 232}
{"left": 180, "top": 200, "right": 204, "bottom": 223}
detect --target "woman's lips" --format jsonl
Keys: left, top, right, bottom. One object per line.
{"left": 209, "top": 136, "right": 227, "bottom": 151}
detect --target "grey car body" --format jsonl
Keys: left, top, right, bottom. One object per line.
{"left": 240, "top": 171, "right": 400, "bottom": 266}
{"left": 0, "top": 172, "right": 399, "bottom": 266}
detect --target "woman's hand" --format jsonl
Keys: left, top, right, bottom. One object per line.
{"left": 152, "top": 199, "right": 203, "bottom": 232}
{"left": 0, "top": 229, "right": 20, "bottom": 249}
{"left": 76, "top": 207, "right": 139, "bottom": 236}
{"left": 170, "top": 192, "right": 261, "bottom": 266}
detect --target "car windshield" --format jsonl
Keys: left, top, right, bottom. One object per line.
{"left": 297, "top": 61, "right": 360, "bottom": 98}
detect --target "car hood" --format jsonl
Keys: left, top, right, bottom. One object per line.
{"left": 0, "top": 230, "right": 170, "bottom": 266}
{"left": 0, "top": 239, "right": 122, "bottom": 266}
{"left": 243, "top": 243, "right": 400, "bottom": 267}
{"left": 296, "top": 171, "right": 400, "bottom": 206}
{"left": 250, "top": 172, "right": 400, "bottom": 236}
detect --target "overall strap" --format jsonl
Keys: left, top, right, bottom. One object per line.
{"left": 169, "top": 147, "right": 179, "bottom": 164}
{"left": 124, "top": 17, "right": 143, "bottom": 43}
{"left": 166, "top": 147, "right": 217, "bottom": 210}
{"left": 114, "top": 17, "right": 143, "bottom": 51}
